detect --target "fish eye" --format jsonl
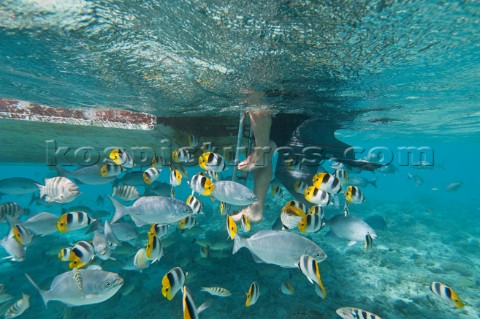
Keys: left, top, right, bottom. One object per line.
{"left": 105, "top": 282, "right": 111, "bottom": 287}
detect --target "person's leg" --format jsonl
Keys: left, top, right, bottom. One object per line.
{"left": 238, "top": 110, "right": 273, "bottom": 172}
{"left": 234, "top": 110, "right": 274, "bottom": 223}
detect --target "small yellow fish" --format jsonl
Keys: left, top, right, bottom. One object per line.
{"left": 162, "top": 267, "right": 186, "bottom": 300}
{"left": 58, "top": 248, "right": 71, "bottom": 261}
{"left": 109, "top": 148, "right": 134, "bottom": 168}
{"left": 12, "top": 224, "right": 33, "bottom": 246}
{"left": 226, "top": 215, "right": 237, "bottom": 240}
{"left": 430, "top": 282, "right": 464, "bottom": 309}
{"left": 170, "top": 169, "right": 182, "bottom": 187}
{"left": 68, "top": 241, "right": 94, "bottom": 269}
{"left": 245, "top": 282, "right": 259, "bottom": 307}
{"left": 280, "top": 281, "right": 295, "bottom": 295}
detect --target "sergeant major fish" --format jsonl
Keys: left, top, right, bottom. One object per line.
{"left": 4, "top": 293, "right": 29, "bottom": 319}
{"left": 112, "top": 185, "right": 140, "bottom": 201}
{"left": 25, "top": 269, "right": 123, "bottom": 307}
{"left": 336, "top": 307, "right": 382, "bottom": 319}
{"left": 37, "top": 177, "right": 79, "bottom": 203}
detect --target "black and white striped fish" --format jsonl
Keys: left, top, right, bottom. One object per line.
{"left": 336, "top": 307, "right": 382, "bottom": 319}
{"left": 100, "top": 163, "right": 124, "bottom": 177}
{"left": 186, "top": 195, "right": 203, "bottom": 214}
{"left": 345, "top": 186, "right": 365, "bottom": 204}
{"left": 183, "top": 286, "right": 212, "bottom": 319}
{"left": 172, "top": 147, "right": 191, "bottom": 163}
{"left": 307, "top": 205, "right": 324, "bottom": 218}
{"left": 200, "top": 286, "right": 231, "bottom": 297}
{"left": 296, "top": 254, "right": 326, "bottom": 298}
{"left": 245, "top": 282, "right": 260, "bottom": 307}
{"left": 58, "top": 247, "right": 72, "bottom": 261}
{"left": 145, "top": 232, "right": 162, "bottom": 263}
{"left": 110, "top": 148, "right": 134, "bottom": 168}
{"left": 179, "top": 216, "right": 197, "bottom": 230}
{"left": 430, "top": 281, "right": 464, "bottom": 308}
{"left": 37, "top": 177, "right": 79, "bottom": 203}
{"left": 312, "top": 172, "right": 341, "bottom": 194}
{"left": 4, "top": 293, "right": 30, "bottom": 319}
{"left": 447, "top": 181, "right": 463, "bottom": 192}
{"left": 0, "top": 202, "right": 24, "bottom": 222}
{"left": 188, "top": 135, "right": 199, "bottom": 148}
{"left": 56, "top": 211, "right": 95, "bottom": 233}
{"left": 304, "top": 186, "right": 332, "bottom": 206}
{"left": 293, "top": 181, "right": 308, "bottom": 195}
{"left": 298, "top": 214, "right": 324, "bottom": 233}
{"left": 162, "top": 267, "right": 187, "bottom": 300}
{"left": 335, "top": 169, "right": 349, "bottom": 185}
{"left": 69, "top": 241, "right": 94, "bottom": 269}
{"left": 198, "top": 152, "right": 227, "bottom": 172}
{"left": 240, "top": 213, "right": 251, "bottom": 232}
{"left": 150, "top": 224, "right": 169, "bottom": 237}
{"left": 188, "top": 173, "right": 215, "bottom": 196}
{"left": 112, "top": 185, "right": 140, "bottom": 201}
{"left": 12, "top": 224, "right": 33, "bottom": 246}
{"left": 143, "top": 167, "right": 161, "bottom": 184}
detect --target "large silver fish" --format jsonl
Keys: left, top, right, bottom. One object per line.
{"left": 211, "top": 181, "right": 256, "bottom": 206}
{"left": 110, "top": 196, "right": 193, "bottom": 226}
{"left": 327, "top": 214, "right": 377, "bottom": 245}
{"left": 92, "top": 231, "right": 112, "bottom": 261}
{"left": 0, "top": 177, "right": 39, "bottom": 196}
{"left": 56, "top": 165, "right": 115, "bottom": 185}
{"left": 21, "top": 212, "right": 58, "bottom": 235}
{"left": 37, "top": 177, "right": 79, "bottom": 203}
{"left": 25, "top": 269, "right": 123, "bottom": 307}
{"left": 232, "top": 230, "right": 327, "bottom": 268}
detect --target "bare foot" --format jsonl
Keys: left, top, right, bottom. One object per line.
{"left": 232, "top": 201, "right": 263, "bottom": 223}
{"left": 238, "top": 141, "right": 276, "bottom": 172}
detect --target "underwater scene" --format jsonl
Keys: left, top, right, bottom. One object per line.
{"left": 0, "top": 1, "right": 479, "bottom": 319}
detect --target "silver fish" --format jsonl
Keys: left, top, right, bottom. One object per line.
{"left": 336, "top": 307, "right": 382, "bottom": 319}
{"left": 232, "top": 230, "right": 327, "bottom": 268}
{"left": 447, "top": 181, "right": 462, "bottom": 192}
{"left": 87, "top": 222, "right": 139, "bottom": 242}
{"left": 211, "top": 181, "right": 256, "bottom": 206}
{"left": 0, "top": 177, "right": 38, "bottom": 196}
{"left": 56, "top": 165, "right": 115, "bottom": 185}
{"left": 0, "top": 236, "right": 26, "bottom": 261}
{"left": 116, "top": 171, "right": 145, "bottom": 186}
{"left": 110, "top": 196, "right": 193, "bottom": 227}
{"left": 21, "top": 212, "right": 58, "bottom": 235}
{"left": 4, "top": 293, "right": 29, "bottom": 319}
{"left": 25, "top": 269, "right": 123, "bottom": 307}
{"left": 0, "top": 203, "right": 24, "bottom": 222}
{"left": 92, "top": 231, "right": 112, "bottom": 261}
{"left": 112, "top": 185, "right": 140, "bottom": 201}
{"left": 200, "top": 287, "right": 231, "bottom": 297}
{"left": 327, "top": 214, "right": 377, "bottom": 246}
{"left": 37, "top": 177, "right": 79, "bottom": 203}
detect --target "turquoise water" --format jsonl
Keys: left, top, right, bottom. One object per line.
{"left": 1, "top": 1, "right": 480, "bottom": 319}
